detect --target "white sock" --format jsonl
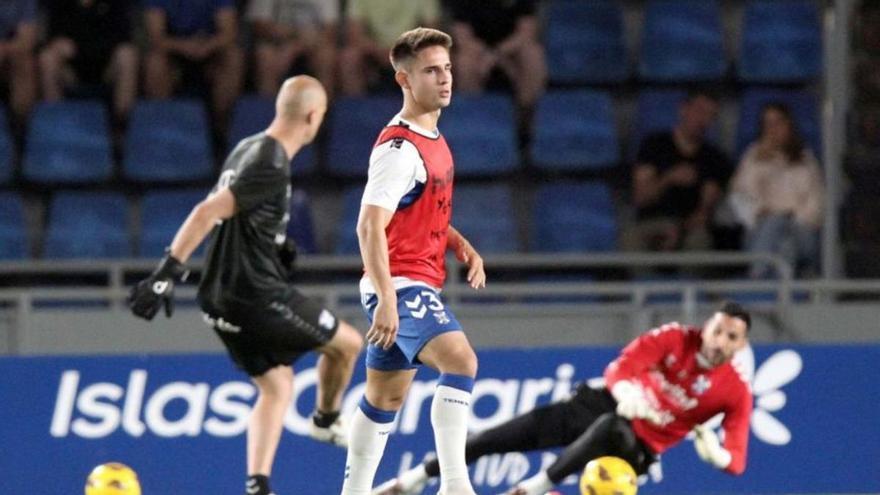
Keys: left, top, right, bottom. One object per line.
{"left": 340, "top": 398, "right": 396, "bottom": 495}
{"left": 398, "top": 464, "right": 429, "bottom": 490}
{"left": 431, "top": 374, "right": 475, "bottom": 493}
{"left": 516, "top": 471, "right": 553, "bottom": 495}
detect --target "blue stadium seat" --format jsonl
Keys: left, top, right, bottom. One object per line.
{"left": 228, "top": 95, "right": 315, "bottom": 177}
{"left": 639, "top": 0, "right": 725, "bottom": 82}
{"left": 44, "top": 192, "right": 130, "bottom": 259}
{"left": 327, "top": 96, "right": 400, "bottom": 177}
{"left": 452, "top": 184, "right": 519, "bottom": 253}
{"left": 440, "top": 93, "right": 518, "bottom": 177}
{"left": 531, "top": 181, "right": 617, "bottom": 252}
{"left": 22, "top": 100, "right": 112, "bottom": 183}
{"left": 287, "top": 188, "right": 317, "bottom": 254}
{"left": 739, "top": 1, "right": 822, "bottom": 83}
{"left": 545, "top": 0, "right": 628, "bottom": 84}
{"left": 139, "top": 189, "right": 206, "bottom": 257}
{"left": 736, "top": 89, "right": 821, "bottom": 157}
{"left": 0, "top": 105, "right": 12, "bottom": 184}
{"left": 0, "top": 192, "right": 27, "bottom": 259}
{"left": 630, "top": 90, "right": 722, "bottom": 159}
{"left": 123, "top": 99, "right": 213, "bottom": 182}
{"left": 531, "top": 90, "right": 619, "bottom": 171}
{"left": 335, "top": 186, "right": 364, "bottom": 255}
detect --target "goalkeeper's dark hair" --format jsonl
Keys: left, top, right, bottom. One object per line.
{"left": 390, "top": 27, "right": 453, "bottom": 71}
{"left": 718, "top": 301, "right": 751, "bottom": 331}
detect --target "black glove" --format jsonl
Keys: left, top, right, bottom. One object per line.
{"left": 128, "top": 250, "right": 189, "bottom": 321}
{"left": 278, "top": 238, "right": 298, "bottom": 280}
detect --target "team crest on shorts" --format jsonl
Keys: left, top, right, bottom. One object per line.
{"left": 433, "top": 311, "right": 450, "bottom": 325}
{"left": 319, "top": 309, "right": 336, "bottom": 330}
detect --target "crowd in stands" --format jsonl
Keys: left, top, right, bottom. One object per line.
{"left": 0, "top": 0, "right": 830, "bottom": 280}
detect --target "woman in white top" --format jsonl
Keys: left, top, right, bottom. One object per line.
{"left": 730, "top": 102, "right": 824, "bottom": 278}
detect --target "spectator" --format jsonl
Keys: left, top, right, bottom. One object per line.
{"left": 247, "top": 0, "right": 339, "bottom": 99}
{"left": 38, "top": 0, "right": 138, "bottom": 125}
{"left": 729, "top": 102, "right": 824, "bottom": 278}
{"left": 623, "top": 91, "right": 732, "bottom": 253}
{"left": 143, "top": 0, "right": 244, "bottom": 135}
{"left": 338, "top": 0, "right": 439, "bottom": 96}
{"left": 0, "top": 0, "right": 37, "bottom": 130}
{"left": 443, "top": 0, "right": 546, "bottom": 122}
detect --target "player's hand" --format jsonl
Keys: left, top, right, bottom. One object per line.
{"left": 693, "top": 424, "right": 732, "bottom": 469}
{"left": 611, "top": 380, "right": 662, "bottom": 424}
{"left": 454, "top": 240, "right": 486, "bottom": 290}
{"left": 366, "top": 297, "right": 399, "bottom": 350}
{"left": 128, "top": 251, "right": 188, "bottom": 321}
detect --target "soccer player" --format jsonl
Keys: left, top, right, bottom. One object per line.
{"left": 340, "top": 28, "right": 486, "bottom": 495}
{"left": 128, "top": 76, "right": 364, "bottom": 495}
{"left": 373, "top": 302, "right": 753, "bottom": 495}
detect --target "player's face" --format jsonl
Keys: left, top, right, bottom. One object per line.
{"left": 700, "top": 313, "right": 748, "bottom": 366}
{"left": 406, "top": 45, "right": 452, "bottom": 110}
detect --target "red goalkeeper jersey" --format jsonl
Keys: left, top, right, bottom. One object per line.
{"left": 604, "top": 323, "right": 753, "bottom": 475}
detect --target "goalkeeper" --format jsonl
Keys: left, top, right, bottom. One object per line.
{"left": 128, "top": 76, "right": 364, "bottom": 495}
{"left": 374, "top": 301, "right": 753, "bottom": 495}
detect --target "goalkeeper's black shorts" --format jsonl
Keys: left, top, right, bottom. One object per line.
{"left": 202, "top": 288, "right": 340, "bottom": 377}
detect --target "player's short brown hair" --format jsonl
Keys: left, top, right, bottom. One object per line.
{"left": 389, "top": 27, "right": 453, "bottom": 71}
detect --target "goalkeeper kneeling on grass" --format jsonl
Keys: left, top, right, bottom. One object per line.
{"left": 373, "top": 301, "right": 753, "bottom": 495}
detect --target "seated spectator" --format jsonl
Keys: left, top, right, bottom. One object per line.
{"left": 443, "top": 0, "right": 546, "bottom": 122}
{"left": 729, "top": 102, "right": 824, "bottom": 278}
{"left": 38, "top": 0, "right": 138, "bottom": 125}
{"left": 623, "top": 91, "right": 732, "bottom": 253}
{"left": 143, "top": 0, "right": 244, "bottom": 135}
{"left": 0, "top": 0, "right": 37, "bottom": 131}
{"left": 338, "top": 0, "right": 439, "bottom": 96}
{"left": 247, "top": 0, "right": 338, "bottom": 99}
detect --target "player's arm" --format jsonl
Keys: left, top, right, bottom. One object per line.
{"left": 717, "top": 388, "right": 752, "bottom": 474}
{"left": 604, "top": 324, "right": 683, "bottom": 423}
{"left": 447, "top": 225, "right": 485, "bottom": 289}
{"left": 169, "top": 188, "right": 235, "bottom": 263}
{"left": 357, "top": 204, "right": 397, "bottom": 349}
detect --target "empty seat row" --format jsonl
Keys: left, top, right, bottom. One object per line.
{"left": 546, "top": 0, "right": 822, "bottom": 84}
{"left": 0, "top": 181, "right": 620, "bottom": 259}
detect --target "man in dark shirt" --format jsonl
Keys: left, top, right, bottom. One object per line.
{"left": 443, "top": 0, "right": 545, "bottom": 114}
{"left": 129, "top": 76, "right": 363, "bottom": 495}
{"left": 39, "top": 0, "right": 138, "bottom": 122}
{"left": 624, "top": 91, "right": 732, "bottom": 252}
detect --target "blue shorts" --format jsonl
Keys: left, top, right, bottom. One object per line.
{"left": 362, "top": 285, "right": 462, "bottom": 371}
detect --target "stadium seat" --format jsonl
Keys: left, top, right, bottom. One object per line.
{"left": 0, "top": 192, "right": 27, "bottom": 259}
{"left": 531, "top": 181, "right": 617, "bottom": 252}
{"left": 530, "top": 90, "right": 619, "bottom": 171}
{"left": 327, "top": 96, "right": 400, "bottom": 177}
{"left": 44, "top": 191, "right": 130, "bottom": 259}
{"left": 630, "top": 90, "right": 722, "bottom": 159}
{"left": 440, "top": 93, "right": 518, "bottom": 177}
{"left": 739, "top": 1, "right": 822, "bottom": 83}
{"left": 0, "top": 105, "right": 12, "bottom": 184}
{"left": 452, "top": 184, "right": 519, "bottom": 253}
{"left": 228, "top": 95, "right": 315, "bottom": 177}
{"left": 123, "top": 99, "right": 214, "bottom": 183}
{"left": 287, "top": 188, "right": 317, "bottom": 254}
{"left": 736, "top": 89, "right": 821, "bottom": 157}
{"left": 545, "top": 0, "right": 628, "bottom": 85}
{"left": 639, "top": 0, "right": 725, "bottom": 82}
{"left": 139, "top": 189, "right": 206, "bottom": 257}
{"left": 334, "top": 186, "right": 364, "bottom": 255}
{"left": 22, "top": 100, "right": 113, "bottom": 183}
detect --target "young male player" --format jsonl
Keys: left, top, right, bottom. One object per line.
{"left": 128, "top": 76, "right": 364, "bottom": 495}
{"left": 374, "top": 302, "right": 753, "bottom": 495}
{"left": 340, "top": 27, "right": 487, "bottom": 495}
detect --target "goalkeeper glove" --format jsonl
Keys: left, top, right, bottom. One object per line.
{"left": 128, "top": 250, "right": 189, "bottom": 321}
{"left": 693, "top": 424, "right": 732, "bottom": 469}
{"left": 611, "top": 380, "right": 662, "bottom": 424}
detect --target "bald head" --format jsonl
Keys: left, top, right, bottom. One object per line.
{"left": 275, "top": 75, "right": 327, "bottom": 122}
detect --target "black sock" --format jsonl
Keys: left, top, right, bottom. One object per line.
{"left": 246, "top": 474, "right": 272, "bottom": 495}
{"left": 312, "top": 409, "right": 341, "bottom": 428}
